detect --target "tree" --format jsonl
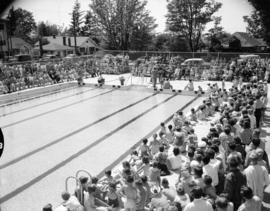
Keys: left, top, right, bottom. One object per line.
{"left": 35, "top": 21, "right": 62, "bottom": 57}
{"left": 37, "top": 21, "right": 63, "bottom": 37}
{"left": 70, "top": 0, "right": 84, "bottom": 54}
{"left": 81, "top": 11, "right": 100, "bottom": 37}
{"left": 88, "top": 0, "right": 157, "bottom": 50}
{"left": 6, "top": 7, "right": 36, "bottom": 55}
{"left": 6, "top": 7, "right": 36, "bottom": 40}
{"left": 245, "top": 0, "right": 270, "bottom": 45}
{"left": 151, "top": 33, "right": 190, "bottom": 51}
{"left": 166, "top": 0, "right": 222, "bottom": 52}
{"left": 204, "top": 16, "right": 224, "bottom": 51}
{"left": 229, "top": 36, "right": 241, "bottom": 51}
{"left": 243, "top": 11, "right": 264, "bottom": 38}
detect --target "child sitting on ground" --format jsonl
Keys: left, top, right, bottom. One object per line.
{"left": 189, "top": 108, "right": 197, "bottom": 122}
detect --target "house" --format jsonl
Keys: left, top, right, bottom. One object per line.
{"left": 233, "top": 32, "right": 268, "bottom": 51}
{"left": 34, "top": 35, "right": 100, "bottom": 57}
{"left": 7, "top": 37, "right": 32, "bottom": 55}
{"left": 0, "top": 18, "right": 9, "bottom": 58}
{"left": 0, "top": 19, "right": 33, "bottom": 59}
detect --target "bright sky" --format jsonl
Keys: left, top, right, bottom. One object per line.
{"left": 3, "top": 0, "right": 254, "bottom": 33}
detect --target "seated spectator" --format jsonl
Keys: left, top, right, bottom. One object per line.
{"left": 189, "top": 108, "right": 197, "bottom": 122}
{"left": 167, "top": 147, "right": 182, "bottom": 171}
{"left": 161, "top": 178, "right": 177, "bottom": 202}
{"left": 149, "top": 186, "right": 170, "bottom": 211}
{"left": 163, "top": 78, "right": 173, "bottom": 89}
{"left": 174, "top": 184, "right": 190, "bottom": 209}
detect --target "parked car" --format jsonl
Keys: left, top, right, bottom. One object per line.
{"left": 14, "top": 54, "right": 32, "bottom": 62}
{"left": 181, "top": 58, "right": 210, "bottom": 67}
{"left": 238, "top": 54, "right": 260, "bottom": 63}
{"left": 65, "top": 54, "right": 77, "bottom": 59}
{"left": 43, "top": 54, "right": 57, "bottom": 59}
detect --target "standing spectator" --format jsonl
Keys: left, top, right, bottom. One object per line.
{"left": 224, "top": 157, "right": 246, "bottom": 210}
{"left": 243, "top": 151, "right": 269, "bottom": 200}
{"left": 120, "top": 176, "right": 137, "bottom": 211}
{"left": 183, "top": 186, "right": 213, "bottom": 211}
{"left": 254, "top": 95, "right": 264, "bottom": 128}
{"left": 237, "top": 186, "right": 262, "bottom": 211}
{"left": 135, "top": 179, "right": 147, "bottom": 211}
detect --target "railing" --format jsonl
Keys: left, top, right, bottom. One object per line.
{"left": 65, "top": 176, "right": 79, "bottom": 193}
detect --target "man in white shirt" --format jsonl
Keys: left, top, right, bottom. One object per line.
{"left": 202, "top": 155, "right": 219, "bottom": 187}
{"left": 244, "top": 151, "right": 270, "bottom": 200}
{"left": 168, "top": 147, "right": 182, "bottom": 171}
{"left": 184, "top": 186, "right": 213, "bottom": 211}
{"left": 248, "top": 109, "right": 256, "bottom": 130}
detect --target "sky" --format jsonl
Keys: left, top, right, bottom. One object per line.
{"left": 2, "top": 0, "right": 254, "bottom": 33}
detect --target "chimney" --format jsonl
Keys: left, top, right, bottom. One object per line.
{"left": 63, "top": 36, "right": 66, "bottom": 46}
{"left": 68, "top": 37, "right": 71, "bottom": 46}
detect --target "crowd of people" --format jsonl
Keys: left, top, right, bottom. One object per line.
{"left": 0, "top": 55, "right": 131, "bottom": 94}
{"left": 42, "top": 75, "right": 269, "bottom": 211}
{"left": 1, "top": 53, "right": 269, "bottom": 94}
{"left": 134, "top": 56, "right": 270, "bottom": 88}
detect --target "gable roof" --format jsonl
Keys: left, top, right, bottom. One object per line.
{"left": 34, "top": 42, "right": 73, "bottom": 51}
{"left": 2, "top": 37, "right": 32, "bottom": 52}
{"left": 233, "top": 32, "right": 267, "bottom": 47}
{"left": 36, "top": 36, "right": 99, "bottom": 48}
{"left": 11, "top": 37, "right": 32, "bottom": 49}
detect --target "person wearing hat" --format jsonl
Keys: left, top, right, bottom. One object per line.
{"left": 149, "top": 186, "right": 170, "bottom": 211}
{"left": 243, "top": 150, "right": 269, "bottom": 200}
{"left": 174, "top": 184, "right": 190, "bottom": 209}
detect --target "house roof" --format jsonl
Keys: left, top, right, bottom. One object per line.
{"left": 11, "top": 37, "right": 32, "bottom": 49}
{"left": 233, "top": 32, "right": 267, "bottom": 47}
{"left": 34, "top": 42, "right": 73, "bottom": 51}
{"left": 37, "top": 36, "right": 99, "bottom": 49}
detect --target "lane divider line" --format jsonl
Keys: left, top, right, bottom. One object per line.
{"left": 0, "top": 84, "right": 78, "bottom": 107}
{"left": 1, "top": 89, "right": 116, "bottom": 128}
{"left": 0, "top": 93, "right": 158, "bottom": 169}
{"left": 0, "top": 93, "right": 177, "bottom": 203}
{"left": 0, "top": 87, "right": 97, "bottom": 117}
{"left": 96, "top": 95, "right": 200, "bottom": 179}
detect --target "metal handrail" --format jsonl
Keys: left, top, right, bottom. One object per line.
{"left": 75, "top": 169, "right": 92, "bottom": 181}
{"left": 65, "top": 176, "right": 79, "bottom": 192}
